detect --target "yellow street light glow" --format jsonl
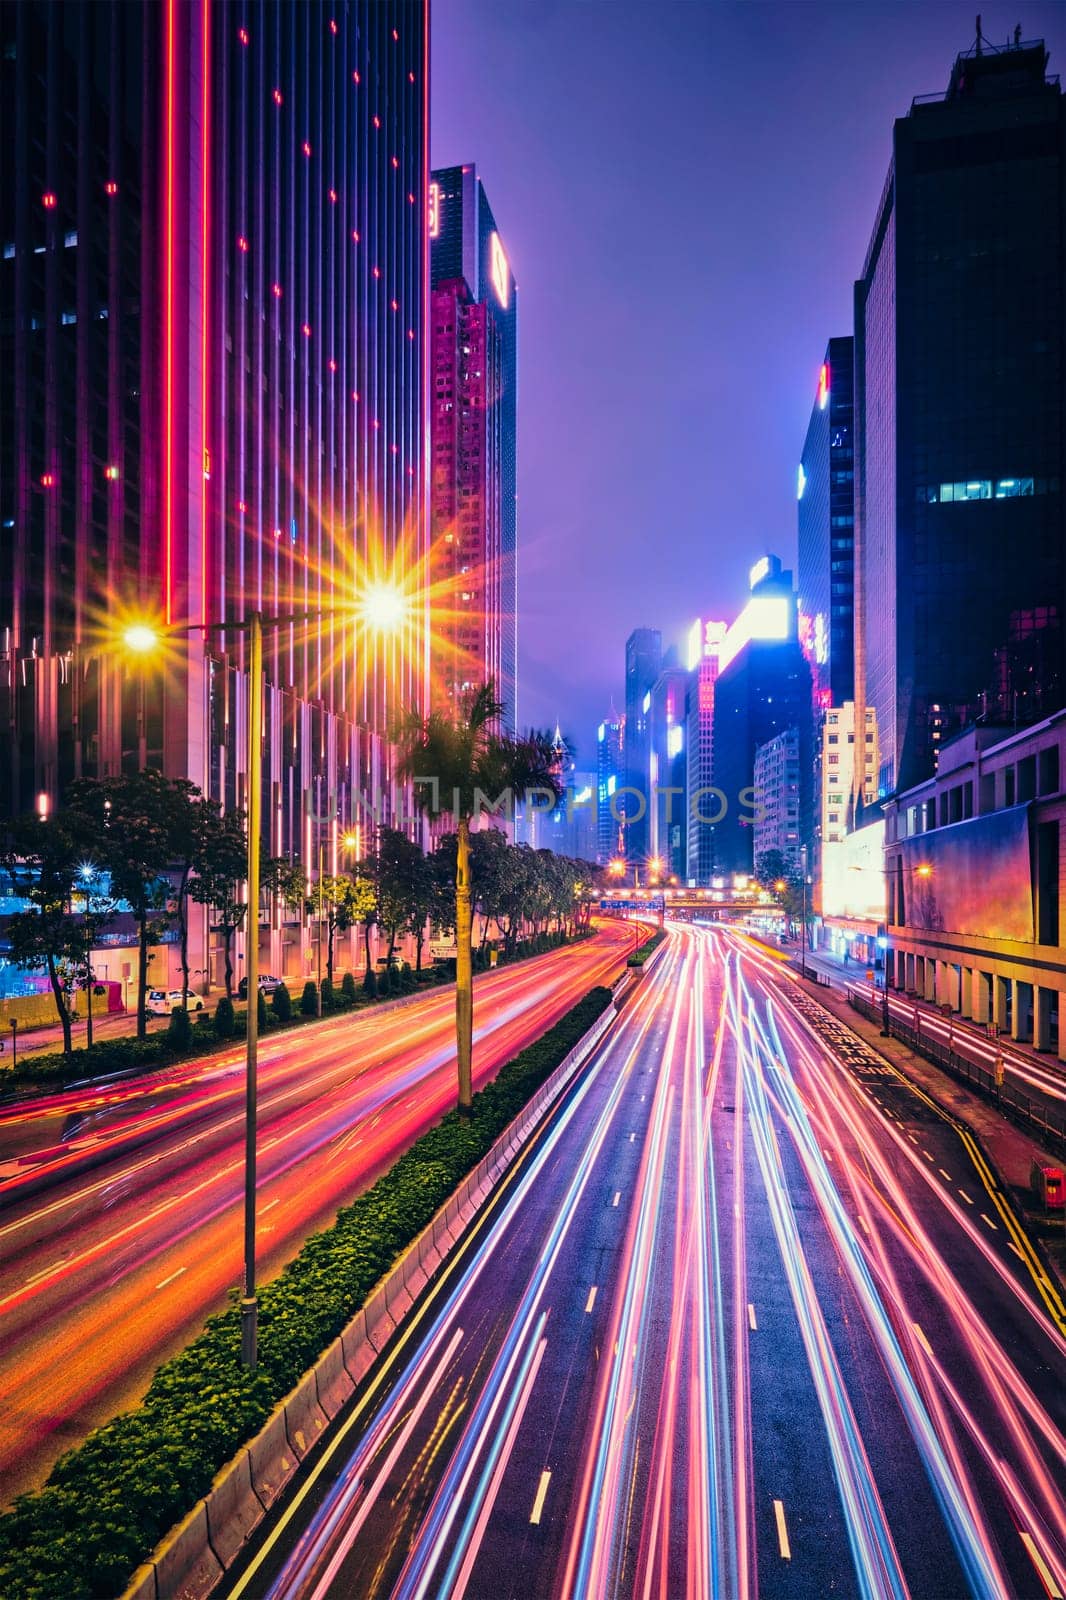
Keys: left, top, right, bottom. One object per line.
{"left": 342, "top": 832, "right": 360, "bottom": 851}
{"left": 917, "top": 862, "right": 933, "bottom": 878}
{"left": 359, "top": 580, "right": 406, "bottom": 635}
{"left": 774, "top": 878, "right": 786, "bottom": 892}
{"left": 123, "top": 622, "right": 161, "bottom": 654}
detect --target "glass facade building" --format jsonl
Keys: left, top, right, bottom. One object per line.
{"left": 1, "top": 0, "right": 428, "bottom": 975}
{"left": 856, "top": 36, "right": 1066, "bottom": 796}
{"left": 429, "top": 164, "right": 517, "bottom": 731}
{"left": 623, "top": 626, "right": 661, "bottom": 863}
{"left": 798, "top": 337, "right": 855, "bottom": 707}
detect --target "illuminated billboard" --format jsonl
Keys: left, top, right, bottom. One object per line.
{"left": 717, "top": 595, "right": 791, "bottom": 673}
{"left": 822, "top": 820, "right": 886, "bottom": 922}
{"left": 897, "top": 806, "right": 1033, "bottom": 942}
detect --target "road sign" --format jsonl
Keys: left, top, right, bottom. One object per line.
{"left": 429, "top": 942, "right": 458, "bottom": 960}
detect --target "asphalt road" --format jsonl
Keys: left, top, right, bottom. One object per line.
{"left": 0, "top": 925, "right": 631, "bottom": 1503}
{"left": 227, "top": 924, "right": 1066, "bottom": 1599}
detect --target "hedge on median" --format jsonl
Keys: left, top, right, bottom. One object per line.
{"left": 627, "top": 927, "right": 666, "bottom": 967}
{"left": 0, "top": 984, "right": 614, "bottom": 1600}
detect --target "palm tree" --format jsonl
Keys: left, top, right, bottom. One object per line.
{"left": 395, "top": 682, "right": 563, "bottom": 1112}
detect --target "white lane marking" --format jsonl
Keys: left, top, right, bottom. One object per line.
{"left": 629, "top": 1132, "right": 635, "bottom": 1143}
{"left": 923, "top": 1149, "right": 934, "bottom": 1161}
{"left": 612, "top": 1191, "right": 621, "bottom": 1208}
{"left": 773, "top": 1499, "right": 791, "bottom": 1559}
{"left": 938, "top": 1168, "right": 953, "bottom": 1182}
{"left": 585, "top": 1286, "right": 597, "bottom": 1314}
{"left": 155, "top": 1265, "right": 187, "bottom": 1291}
{"left": 958, "top": 1189, "right": 974, "bottom": 1206}
{"left": 858, "top": 1214, "right": 871, "bottom": 1236}
{"left": 24, "top": 1262, "right": 61, "bottom": 1288}
{"left": 1010, "top": 1242, "right": 1025, "bottom": 1260}
{"left": 1020, "top": 1530, "right": 1063, "bottom": 1597}
{"left": 980, "top": 1213, "right": 998, "bottom": 1231}
{"left": 912, "top": 1322, "right": 933, "bottom": 1358}
{"left": 530, "top": 1469, "right": 552, "bottom": 1526}
{"left": 261, "top": 1197, "right": 280, "bottom": 1214}
{"left": 747, "top": 1303, "right": 757, "bottom": 1331}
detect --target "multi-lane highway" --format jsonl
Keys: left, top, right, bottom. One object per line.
{"left": 229, "top": 924, "right": 1066, "bottom": 1599}
{"left": 0, "top": 926, "right": 632, "bottom": 1502}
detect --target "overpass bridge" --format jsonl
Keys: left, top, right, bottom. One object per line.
{"left": 598, "top": 888, "right": 782, "bottom": 921}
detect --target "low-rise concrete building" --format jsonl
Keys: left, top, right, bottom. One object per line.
{"left": 884, "top": 711, "right": 1065, "bottom": 1057}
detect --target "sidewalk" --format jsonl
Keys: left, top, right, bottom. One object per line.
{"left": 785, "top": 967, "right": 1066, "bottom": 1290}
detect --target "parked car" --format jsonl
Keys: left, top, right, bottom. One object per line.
{"left": 147, "top": 989, "right": 205, "bottom": 1016}
{"left": 237, "top": 974, "right": 282, "bottom": 1000}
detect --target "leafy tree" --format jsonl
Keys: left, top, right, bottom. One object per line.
{"left": 1, "top": 811, "right": 100, "bottom": 1064}
{"left": 755, "top": 850, "right": 805, "bottom": 934}
{"left": 68, "top": 772, "right": 178, "bottom": 1041}
{"left": 307, "top": 873, "right": 373, "bottom": 988}
{"left": 394, "top": 681, "right": 562, "bottom": 1113}
{"left": 363, "top": 826, "right": 431, "bottom": 968}
{"left": 189, "top": 809, "right": 248, "bottom": 998}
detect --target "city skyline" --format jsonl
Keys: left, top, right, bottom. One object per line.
{"left": 433, "top": 0, "right": 1066, "bottom": 757}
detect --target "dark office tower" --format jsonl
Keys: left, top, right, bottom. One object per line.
{"left": 648, "top": 661, "right": 690, "bottom": 882}
{"left": 0, "top": 1, "right": 427, "bottom": 964}
{"left": 430, "top": 278, "right": 503, "bottom": 714}
{"left": 711, "top": 558, "right": 813, "bottom": 876}
{"left": 430, "top": 164, "right": 517, "bottom": 732}
{"left": 624, "top": 627, "right": 662, "bottom": 863}
{"left": 798, "top": 338, "right": 855, "bottom": 707}
{"left": 855, "top": 32, "right": 1066, "bottom": 797}
{"left": 596, "top": 706, "right": 624, "bottom": 864}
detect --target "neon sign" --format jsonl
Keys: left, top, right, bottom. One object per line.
{"left": 818, "top": 362, "right": 829, "bottom": 409}
{"left": 490, "top": 231, "right": 509, "bottom": 308}
{"left": 428, "top": 181, "right": 441, "bottom": 238}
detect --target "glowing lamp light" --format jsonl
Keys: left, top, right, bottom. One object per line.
{"left": 123, "top": 623, "right": 160, "bottom": 654}
{"left": 238, "top": 27, "right": 249, "bottom": 45}
{"left": 489, "top": 231, "right": 509, "bottom": 308}
{"left": 916, "top": 863, "right": 933, "bottom": 879}
{"left": 273, "top": 88, "right": 283, "bottom": 106}
{"left": 329, "top": 18, "right": 337, "bottom": 34}
{"left": 105, "top": 181, "right": 118, "bottom": 196}
{"left": 372, "top": 114, "right": 381, "bottom": 130}
{"left": 42, "top": 191, "right": 57, "bottom": 209}
{"left": 372, "top": 265, "right": 381, "bottom": 279}
{"left": 237, "top": 235, "right": 249, "bottom": 252}
{"left": 40, "top": 472, "right": 55, "bottom": 488}
{"left": 342, "top": 831, "right": 359, "bottom": 851}
{"left": 272, "top": 282, "right": 282, "bottom": 298}
{"left": 359, "top": 581, "right": 406, "bottom": 635}
{"left": 302, "top": 323, "right": 312, "bottom": 337}
{"left": 818, "top": 362, "right": 829, "bottom": 409}
{"left": 303, "top": 142, "right": 312, "bottom": 157}
{"left": 37, "top": 792, "right": 50, "bottom": 819}
{"left": 391, "top": 155, "right": 399, "bottom": 170}
{"left": 352, "top": 70, "right": 360, "bottom": 85}
{"left": 104, "top": 464, "right": 120, "bottom": 481}
{"left": 329, "top": 189, "right": 337, "bottom": 204}
{"left": 428, "top": 181, "right": 441, "bottom": 238}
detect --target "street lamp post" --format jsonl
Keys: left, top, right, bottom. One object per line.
{"left": 800, "top": 844, "right": 808, "bottom": 981}
{"left": 123, "top": 586, "right": 405, "bottom": 1369}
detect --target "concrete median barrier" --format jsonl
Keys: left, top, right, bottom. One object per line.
{"left": 284, "top": 1368, "right": 329, "bottom": 1459}
{"left": 204, "top": 1450, "right": 265, "bottom": 1570}
{"left": 247, "top": 1405, "right": 298, "bottom": 1510}
{"left": 152, "top": 1502, "right": 223, "bottom": 1600}
{"left": 362, "top": 1281, "right": 397, "bottom": 1352}
{"left": 341, "top": 1310, "right": 376, "bottom": 1385}
{"left": 315, "top": 1336, "right": 356, "bottom": 1420}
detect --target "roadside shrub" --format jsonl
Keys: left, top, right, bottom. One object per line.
{"left": 214, "top": 997, "right": 236, "bottom": 1039}
{"left": 166, "top": 1007, "right": 193, "bottom": 1052}
{"left": 271, "top": 983, "right": 292, "bottom": 1023}
{"left": 320, "top": 978, "right": 335, "bottom": 1011}
{"left": 257, "top": 990, "right": 268, "bottom": 1030}
{"left": 627, "top": 928, "right": 666, "bottom": 968}
{"left": 0, "top": 984, "right": 613, "bottom": 1600}
{"left": 340, "top": 972, "right": 358, "bottom": 1006}
{"left": 300, "top": 981, "right": 318, "bottom": 1016}
{"left": 362, "top": 968, "right": 378, "bottom": 1000}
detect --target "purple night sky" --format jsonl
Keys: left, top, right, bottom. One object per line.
{"left": 432, "top": 0, "right": 1065, "bottom": 762}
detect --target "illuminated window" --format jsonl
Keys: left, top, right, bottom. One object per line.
{"left": 42, "top": 192, "right": 57, "bottom": 209}
{"left": 994, "top": 477, "right": 1034, "bottom": 498}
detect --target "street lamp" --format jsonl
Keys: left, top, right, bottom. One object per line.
{"left": 123, "top": 591, "right": 404, "bottom": 1370}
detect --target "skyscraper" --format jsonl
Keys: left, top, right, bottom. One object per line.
{"left": 623, "top": 627, "right": 662, "bottom": 864}
{"left": 596, "top": 706, "right": 624, "bottom": 864}
{"left": 429, "top": 278, "right": 503, "bottom": 713}
{"left": 1, "top": 0, "right": 428, "bottom": 976}
{"left": 647, "top": 660, "right": 689, "bottom": 881}
{"left": 430, "top": 164, "right": 517, "bottom": 731}
{"left": 685, "top": 619, "right": 725, "bottom": 887}
{"left": 711, "top": 557, "right": 813, "bottom": 875}
{"left": 855, "top": 31, "right": 1066, "bottom": 797}
{"left": 798, "top": 338, "right": 855, "bottom": 707}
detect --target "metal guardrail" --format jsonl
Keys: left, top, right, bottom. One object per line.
{"left": 847, "top": 988, "right": 1066, "bottom": 1156}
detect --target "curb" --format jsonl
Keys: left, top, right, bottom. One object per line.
{"left": 120, "top": 995, "right": 620, "bottom": 1600}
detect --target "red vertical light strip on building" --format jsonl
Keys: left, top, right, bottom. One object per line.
{"left": 422, "top": 7, "right": 431, "bottom": 713}
{"left": 201, "top": 0, "right": 210, "bottom": 625}
{"left": 164, "top": 0, "right": 177, "bottom": 622}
